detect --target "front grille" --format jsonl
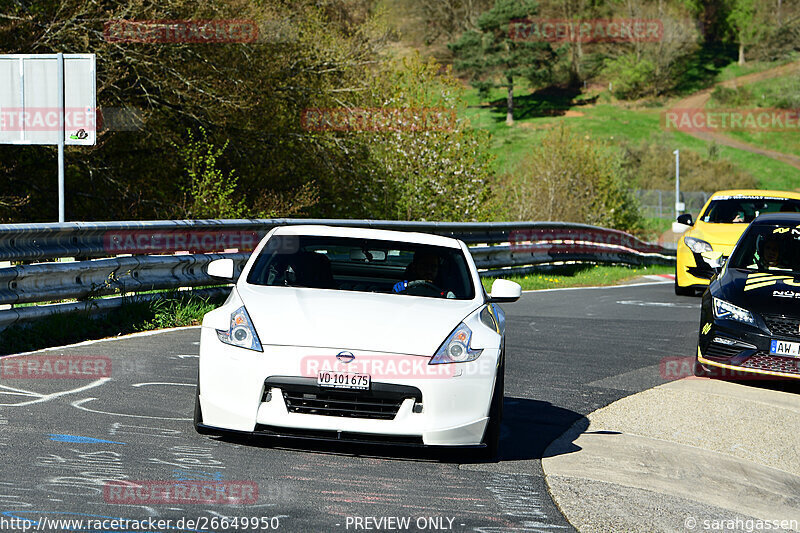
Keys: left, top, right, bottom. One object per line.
{"left": 282, "top": 389, "right": 403, "bottom": 420}
{"left": 764, "top": 315, "right": 800, "bottom": 340}
{"left": 264, "top": 377, "right": 422, "bottom": 421}
{"left": 741, "top": 352, "right": 800, "bottom": 375}
{"left": 705, "top": 342, "right": 742, "bottom": 359}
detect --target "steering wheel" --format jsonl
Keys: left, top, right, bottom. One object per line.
{"left": 405, "top": 280, "right": 444, "bottom": 297}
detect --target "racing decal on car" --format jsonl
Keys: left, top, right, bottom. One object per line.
{"left": 772, "top": 225, "right": 800, "bottom": 235}
{"left": 701, "top": 323, "right": 711, "bottom": 335}
{"left": 773, "top": 290, "right": 800, "bottom": 298}
{"left": 743, "top": 272, "right": 795, "bottom": 291}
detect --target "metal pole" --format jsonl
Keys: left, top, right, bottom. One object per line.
{"left": 57, "top": 52, "right": 65, "bottom": 223}
{"left": 673, "top": 149, "right": 680, "bottom": 218}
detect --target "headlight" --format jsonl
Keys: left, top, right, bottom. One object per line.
{"left": 429, "top": 323, "right": 483, "bottom": 364}
{"left": 216, "top": 306, "right": 263, "bottom": 351}
{"left": 684, "top": 236, "right": 713, "bottom": 253}
{"left": 712, "top": 298, "right": 754, "bottom": 325}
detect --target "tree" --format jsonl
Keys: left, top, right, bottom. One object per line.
{"left": 449, "top": 0, "right": 557, "bottom": 125}
{"left": 727, "top": 0, "right": 770, "bottom": 64}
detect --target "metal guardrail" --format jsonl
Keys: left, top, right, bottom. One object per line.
{"left": 0, "top": 219, "right": 675, "bottom": 330}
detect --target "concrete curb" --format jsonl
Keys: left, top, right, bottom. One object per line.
{"left": 542, "top": 378, "right": 800, "bottom": 532}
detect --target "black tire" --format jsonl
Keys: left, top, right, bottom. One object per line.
{"left": 480, "top": 358, "right": 505, "bottom": 460}
{"left": 193, "top": 384, "right": 213, "bottom": 435}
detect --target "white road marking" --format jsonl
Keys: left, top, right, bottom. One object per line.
{"left": 131, "top": 382, "right": 195, "bottom": 388}
{"left": 617, "top": 300, "right": 696, "bottom": 308}
{"left": 522, "top": 280, "right": 672, "bottom": 293}
{"left": 71, "top": 397, "right": 191, "bottom": 421}
{"left": 0, "top": 378, "right": 111, "bottom": 407}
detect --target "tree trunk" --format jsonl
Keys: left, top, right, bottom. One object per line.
{"left": 506, "top": 76, "right": 514, "bottom": 126}
{"left": 738, "top": 42, "right": 745, "bottom": 65}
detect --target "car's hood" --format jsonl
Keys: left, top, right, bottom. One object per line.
{"left": 692, "top": 221, "right": 748, "bottom": 249}
{"left": 716, "top": 267, "right": 800, "bottom": 316}
{"left": 236, "top": 285, "right": 481, "bottom": 355}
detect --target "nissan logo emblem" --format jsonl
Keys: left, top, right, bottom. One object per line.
{"left": 336, "top": 351, "right": 355, "bottom": 363}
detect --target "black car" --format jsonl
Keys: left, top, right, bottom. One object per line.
{"left": 696, "top": 213, "right": 800, "bottom": 379}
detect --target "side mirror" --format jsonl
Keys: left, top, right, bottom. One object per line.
{"left": 676, "top": 213, "right": 694, "bottom": 226}
{"left": 488, "top": 278, "right": 521, "bottom": 303}
{"left": 207, "top": 258, "right": 235, "bottom": 280}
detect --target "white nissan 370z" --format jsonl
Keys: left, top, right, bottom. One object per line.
{"left": 195, "top": 225, "right": 521, "bottom": 456}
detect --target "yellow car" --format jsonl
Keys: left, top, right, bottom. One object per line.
{"left": 675, "top": 189, "right": 800, "bottom": 295}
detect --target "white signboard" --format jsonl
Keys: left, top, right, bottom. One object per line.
{"left": 0, "top": 54, "right": 96, "bottom": 145}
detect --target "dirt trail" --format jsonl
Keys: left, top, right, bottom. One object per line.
{"left": 672, "top": 60, "right": 800, "bottom": 170}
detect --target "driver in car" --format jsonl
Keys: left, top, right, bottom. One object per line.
{"left": 393, "top": 251, "right": 455, "bottom": 298}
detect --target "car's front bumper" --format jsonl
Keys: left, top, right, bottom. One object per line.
{"left": 676, "top": 242, "right": 732, "bottom": 290}
{"left": 697, "top": 317, "right": 800, "bottom": 380}
{"left": 198, "top": 327, "right": 499, "bottom": 446}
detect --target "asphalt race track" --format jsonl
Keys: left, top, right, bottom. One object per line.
{"left": 0, "top": 280, "right": 702, "bottom": 533}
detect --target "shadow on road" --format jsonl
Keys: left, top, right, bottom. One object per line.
{"left": 211, "top": 396, "right": 585, "bottom": 465}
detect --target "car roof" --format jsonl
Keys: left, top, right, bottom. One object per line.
{"left": 271, "top": 224, "right": 463, "bottom": 249}
{"left": 750, "top": 213, "right": 800, "bottom": 226}
{"left": 709, "top": 189, "right": 800, "bottom": 201}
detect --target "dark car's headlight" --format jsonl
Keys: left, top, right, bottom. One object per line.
{"left": 712, "top": 297, "right": 754, "bottom": 325}
{"left": 684, "top": 236, "right": 713, "bottom": 253}
{"left": 216, "top": 306, "right": 263, "bottom": 351}
{"left": 430, "top": 323, "right": 483, "bottom": 364}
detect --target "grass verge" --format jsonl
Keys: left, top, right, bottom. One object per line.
{"left": 481, "top": 263, "right": 673, "bottom": 292}
{"left": 0, "top": 292, "right": 221, "bottom": 355}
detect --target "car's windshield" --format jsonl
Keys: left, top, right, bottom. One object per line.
{"left": 246, "top": 235, "right": 475, "bottom": 300}
{"left": 728, "top": 224, "right": 800, "bottom": 274}
{"left": 699, "top": 196, "right": 800, "bottom": 224}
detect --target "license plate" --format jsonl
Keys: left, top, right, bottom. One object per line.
{"left": 770, "top": 339, "right": 800, "bottom": 357}
{"left": 317, "top": 371, "right": 370, "bottom": 390}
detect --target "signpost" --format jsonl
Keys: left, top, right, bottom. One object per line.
{"left": 0, "top": 53, "right": 96, "bottom": 222}
{"left": 673, "top": 149, "right": 684, "bottom": 216}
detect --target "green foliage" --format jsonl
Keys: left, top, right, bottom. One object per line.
{"left": 448, "top": 0, "right": 557, "bottom": 122}
{"left": 500, "top": 125, "right": 643, "bottom": 233}
{"left": 726, "top": 0, "right": 769, "bottom": 64}
{"left": 172, "top": 128, "right": 245, "bottom": 219}
{"left": 603, "top": 54, "right": 657, "bottom": 99}
{"left": 306, "top": 53, "right": 497, "bottom": 221}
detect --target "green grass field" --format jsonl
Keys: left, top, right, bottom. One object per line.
{"left": 464, "top": 88, "right": 800, "bottom": 190}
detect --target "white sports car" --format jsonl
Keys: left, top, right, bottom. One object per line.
{"left": 195, "top": 225, "right": 521, "bottom": 456}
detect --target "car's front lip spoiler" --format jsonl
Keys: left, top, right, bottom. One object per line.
{"left": 195, "top": 423, "right": 487, "bottom": 449}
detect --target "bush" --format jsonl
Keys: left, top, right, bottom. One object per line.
{"left": 501, "top": 126, "right": 643, "bottom": 233}
{"left": 620, "top": 136, "right": 758, "bottom": 192}
{"left": 603, "top": 54, "right": 656, "bottom": 100}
